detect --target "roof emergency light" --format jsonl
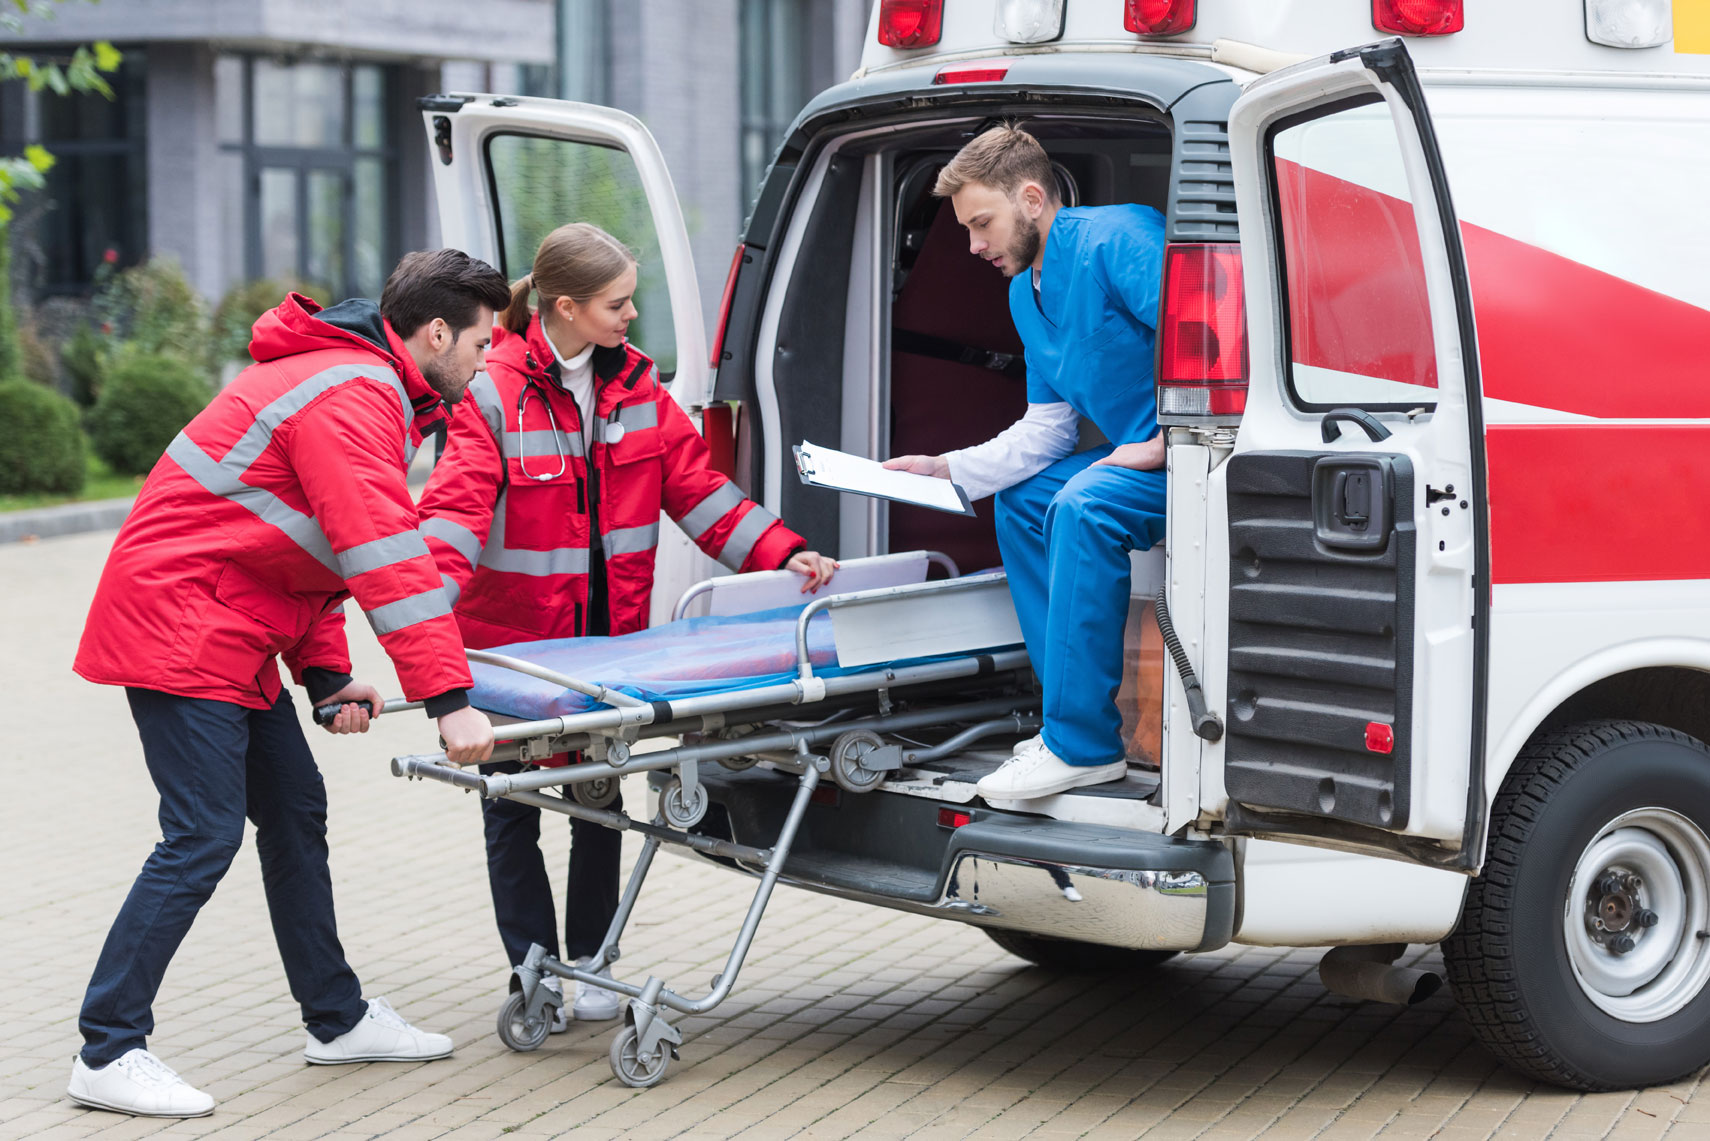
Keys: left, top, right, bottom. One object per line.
{"left": 1585, "top": 0, "right": 1673, "bottom": 48}
{"left": 877, "top": 0, "right": 943, "bottom": 49}
{"left": 994, "top": 0, "right": 1065, "bottom": 44}
{"left": 1125, "top": 0, "right": 1197, "bottom": 36}
{"left": 1157, "top": 243, "right": 1248, "bottom": 418}
{"left": 1371, "top": 0, "right": 1464, "bottom": 35}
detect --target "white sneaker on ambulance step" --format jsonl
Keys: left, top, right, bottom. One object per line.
{"left": 976, "top": 737, "right": 1126, "bottom": 800}
{"left": 303, "top": 997, "right": 453, "bottom": 1064}
{"left": 1010, "top": 732, "right": 1044, "bottom": 755}
{"left": 67, "top": 1049, "right": 215, "bottom": 1118}
{"left": 572, "top": 959, "right": 624, "bottom": 1022}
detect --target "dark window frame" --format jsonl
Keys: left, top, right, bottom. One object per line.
{"left": 219, "top": 54, "right": 401, "bottom": 300}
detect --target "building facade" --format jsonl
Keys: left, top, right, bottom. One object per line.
{"left": 1, "top": 0, "right": 869, "bottom": 337}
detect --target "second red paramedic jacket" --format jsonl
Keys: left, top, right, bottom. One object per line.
{"left": 418, "top": 313, "right": 803, "bottom": 648}
{"left": 74, "top": 293, "right": 474, "bottom": 712}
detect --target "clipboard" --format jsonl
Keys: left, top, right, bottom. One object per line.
{"left": 793, "top": 440, "right": 975, "bottom": 517}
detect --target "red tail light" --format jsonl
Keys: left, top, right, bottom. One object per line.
{"left": 1157, "top": 243, "right": 1248, "bottom": 418}
{"left": 938, "top": 807, "right": 972, "bottom": 829}
{"left": 709, "top": 242, "right": 744, "bottom": 369}
{"left": 933, "top": 63, "right": 1010, "bottom": 85}
{"left": 878, "top": 0, "right": 944, "bottom": 48}
{"left": 701, "top": 402, "right": 735, "bottom": 478}
{"left": 1372, "top": 0, "right": 1463, "bottom": 35}
{"left": 1125, "top": 0, "right": 1196, "bottom": 35}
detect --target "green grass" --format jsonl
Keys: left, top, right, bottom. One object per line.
{"left": 0, "top": 452, "right": 145, "bottom": 512}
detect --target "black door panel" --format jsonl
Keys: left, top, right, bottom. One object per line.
{"left": 1224, "top": 451, "right": 1415, "bottom": 830}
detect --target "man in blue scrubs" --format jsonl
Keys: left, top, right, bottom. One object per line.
{"left": 886, "top": 124, "right": 1166, "bottom": 800}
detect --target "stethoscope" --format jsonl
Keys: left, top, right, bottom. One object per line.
{"left": 515, "top": 352, "right": 626, "bottom": 482}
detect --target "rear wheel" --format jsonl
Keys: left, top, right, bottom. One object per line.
{"left": 1444, "top": 720, "right": 1710, "bottom": 1091}
{"left": 984, "top": 928, "right": 1179, "bottom": 973}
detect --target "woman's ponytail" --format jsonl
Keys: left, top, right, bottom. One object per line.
{"left": 499, "top": 273, "right": 535, "bottom": 334}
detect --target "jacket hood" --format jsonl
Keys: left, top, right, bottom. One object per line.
{"left": 249, "top": 293, "right": 395, "bottom": 365}
{"left": 489, "top": 313, "right": 641, "bottom": 387}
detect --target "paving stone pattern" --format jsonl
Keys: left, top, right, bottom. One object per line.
{"left": 3, "top": 532, "right": 1705, "bottom": 1139}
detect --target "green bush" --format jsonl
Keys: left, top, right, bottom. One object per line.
{"left": 87, "top": 353, "right": 209, "bottom": 476}
{"left": 94, "top": 257, "right": 208, "bottom": 373}
{"left": 61, "top": 321, "right": 106, "bottom": 406}
{"left": 0, "top": 378, "right": 86, "bottom": 494}
{"left": 210, "top": 277, "right": 329, "bottom": 371}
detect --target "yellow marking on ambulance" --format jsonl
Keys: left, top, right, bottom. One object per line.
{"left": 1679, "top": 0, "right": 1710, "bottom": 54}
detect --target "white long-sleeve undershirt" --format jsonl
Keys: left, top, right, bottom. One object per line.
{"left": 943, "top": 401, "right": 1080, "bottom": 502}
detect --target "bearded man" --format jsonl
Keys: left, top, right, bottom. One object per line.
{"left": 68, "top": 249, "right": 507, "bottom": 1117}
{"left": 886, "top": 123, "right": 1168, "bottom": 801}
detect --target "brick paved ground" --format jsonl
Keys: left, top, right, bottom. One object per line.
{"left": 3, "top": 531, "right": 1707, "bottom": 1140}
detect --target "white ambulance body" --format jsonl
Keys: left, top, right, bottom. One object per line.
{"left": 427, "top": 0, "right": 1710, "bottom": 1089}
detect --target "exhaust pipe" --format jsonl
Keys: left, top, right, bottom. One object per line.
{"left": 1318, "top": 944, "right": 1443, "bottom": 1006}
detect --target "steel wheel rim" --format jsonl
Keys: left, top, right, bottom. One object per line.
{"left": 1562, "top": 807, "right": 1710, "bottom": 1023}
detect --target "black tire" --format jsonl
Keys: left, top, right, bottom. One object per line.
{"left": 1444, "top": 720, "right": 1710, "bottom": 1091}
{"left": 984, "top": 928, "right": 1179, "bottom": 972}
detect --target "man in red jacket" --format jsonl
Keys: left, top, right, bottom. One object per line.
{"left": 67, "top": 249, "right": 507, "bottom": 1119}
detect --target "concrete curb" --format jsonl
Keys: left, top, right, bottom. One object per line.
{"left": 0, "top": 497, "right": 135, "bottom": 545}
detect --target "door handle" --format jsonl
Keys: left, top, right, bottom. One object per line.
{"left": 1321, "top": 408, "right": 1393, "bottom": 444}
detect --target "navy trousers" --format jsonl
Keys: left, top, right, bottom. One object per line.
{"left": 78, "top": 688, "right": 368, "bottom": 1067}
{"left": 479, "top": 760, "right": 622, "bottom": 969}
{"left": 994, "top": 446, "right": 1168, "bottom": 766}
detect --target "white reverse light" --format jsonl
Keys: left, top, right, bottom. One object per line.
{"left": 1585, "top": 0, "right": 1673, "bottom": 48}
{"left": 994, "top": 0, "right": 1066, "bottom": 44}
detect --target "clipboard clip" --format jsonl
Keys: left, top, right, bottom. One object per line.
{"left": 793, "top": 448, "right": 816, "bottom": 478}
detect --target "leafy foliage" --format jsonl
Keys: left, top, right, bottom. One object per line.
{"left": 86, "top": 352, "right": 209, "bottom": 475}
{"left": 0, "top": 376, "right": 85, "bottom": 493}
{"left": 210, "top": 277, "right": 331, "bottom": 369}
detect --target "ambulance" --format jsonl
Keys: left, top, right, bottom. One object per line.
{"left": 424, "top": 0, "right": 1710, "bottom": 1090}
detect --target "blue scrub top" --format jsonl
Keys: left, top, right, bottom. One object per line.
{"left": 1009, "top": 203, "right": 1167, "bottom": 447}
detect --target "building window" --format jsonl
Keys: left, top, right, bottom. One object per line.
{"left": 556, "top": 0, "right": 610, "bottom": 103}
{"left": 217, "top": 55, "right": 398, "bottom": 300}
{"left": 1, "top": 47, "right": 149, "bottom": 295}
{"left": 739, "top": 0, "right": 813, "bottom": 210}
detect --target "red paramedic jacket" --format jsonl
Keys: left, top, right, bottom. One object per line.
{"left": 418, "top": 312, "right": 804, "bottom": 652}
{"left": 74, "top": 294, "right": 474, "bottom": 713}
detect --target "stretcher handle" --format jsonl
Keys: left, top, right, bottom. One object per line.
{"left": 671, "top": 549, "right": 962, "bottom": 622}
{"left": 315, "top": 697, "right": 420, "bottom": 726}
{"left": 793, "top": 570, "right": 1011, "bottom": 681}
{"left": 465, "top": 648, "right": 648, "bottom": 709}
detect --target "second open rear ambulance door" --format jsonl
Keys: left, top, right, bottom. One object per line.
{"left": 1205, "top": 41, "right": 1491, "bottom": 869}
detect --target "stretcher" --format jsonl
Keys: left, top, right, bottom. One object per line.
{"left": 387, "top": 550, "right": 1039, "bottom": 1087}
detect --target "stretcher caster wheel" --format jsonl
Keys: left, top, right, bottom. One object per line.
{"left": 496, "top": 991, "right": 553, "bottom": 1052}
{"left": 660, "top": 779, "right": 708, "bottom": 828}
{"left": 609, "top": 1025, "right": 672, "bottom": 1088}
{"left": 573, "top": 775, "right": 619, "bottom": 809}
{"left": 719, "top": 755, "right": 759, "bottom": 771}
{"left": 830, "top": 729, "right": 888, "bottom": 793}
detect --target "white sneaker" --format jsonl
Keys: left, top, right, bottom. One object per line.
{"left": 303, "top": 997, "right": 453, "bottom": 1064}
{"left": 975, "top": 738, "right": 1126, "bottom": 800}
{"left": 541, "top": 976, "right": 570, "bottom": 1034}
{"left": 67, "top": 1049, "right": 214, "bottom": 1118}
{"left": 1011, "top": 732, "right": 1044, "bottom": 756}
{"left": 571, "top": 961, "right": 624, "bottom": 1022}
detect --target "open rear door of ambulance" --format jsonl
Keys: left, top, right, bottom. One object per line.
{"left": 420, "top": 94, "right": 717, "bottom": 622}
{"left": 1208, "top": 40, "right": 1490, "bottom": 870}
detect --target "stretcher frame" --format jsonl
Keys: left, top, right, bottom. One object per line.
{"left": 388, "top": 563, "right": 1037, "bottom": 1087}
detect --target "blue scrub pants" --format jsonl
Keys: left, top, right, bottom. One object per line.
{"left": 994, "top": 446, "right": 1167, "bottom": 766}
{"left": 78, "top": 688, "right": 368, "bottom": 1067}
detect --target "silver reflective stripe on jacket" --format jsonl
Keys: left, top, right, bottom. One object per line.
{"left": 365, "top": 585, "right": 454, "bottom": 635}
{"left": 467, "top": 374, "right": 505, "bottom": 440}
{"left": 602, "top": 522, "right": 659, "bottom": 559}
{"left": 421, "top": 515, "right": 483, "bottom": 568}
{"left": 674, "top": 479, "right": 745, "bottom": 538}
{"left": 441, "top": 572, "right": 462, "bottom": 606}
{"left": 336, "top": 529, "right": 432, "bottom": 579}
{"left": 165, "top": 363, "right": 419, "bottom": 576}
{"left": 599, "top": 401, "right": 659, "bottom": 444}
{"left": 505, "top": 426, "right": 585, "bottom": 463}
{"left": 720, "top": 503, "right": 782, "bottom": 571}
{"left": 477, "top": 494, "right": 591, "bottom": 576}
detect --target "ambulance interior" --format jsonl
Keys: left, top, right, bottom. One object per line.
{"left": 759, "top": 113, "right": 1173, "bottom": 776}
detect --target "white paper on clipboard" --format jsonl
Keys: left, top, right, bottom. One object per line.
{"left": 793, "top": 440, "right": 975, "bottom": 517}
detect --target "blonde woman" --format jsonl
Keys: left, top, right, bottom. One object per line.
{"left": 418, "top": 223, "right": 835, "bottom": 1024}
